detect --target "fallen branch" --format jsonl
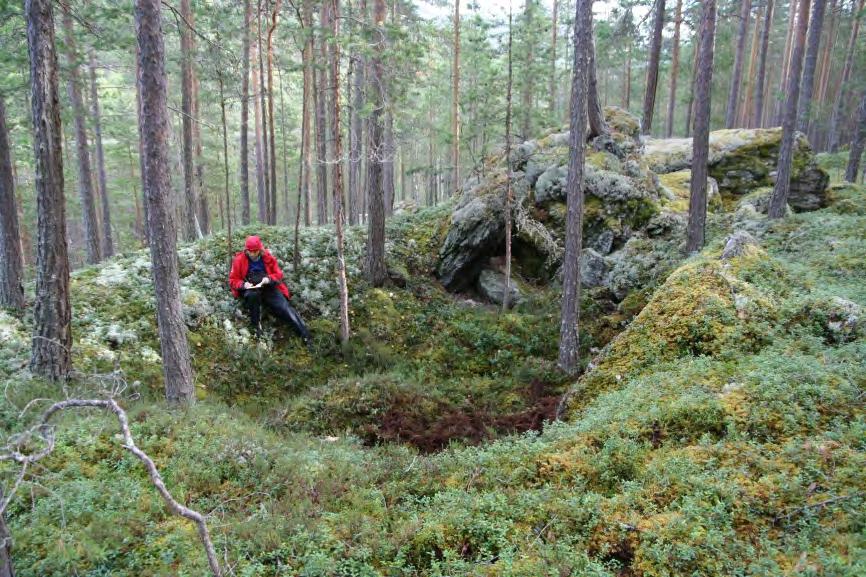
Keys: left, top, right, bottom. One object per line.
{"left": 1, "top": 398, "right": 223, "bottom": 576}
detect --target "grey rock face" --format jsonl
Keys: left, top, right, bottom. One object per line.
{"left": 580, "top": 248, "right": 610, "bottom": 288}
{"left": 721, "top": 230, "right": 760, "bottom": 260}
{"left": 477, "top": 268, "right": 522, "bottom": 307}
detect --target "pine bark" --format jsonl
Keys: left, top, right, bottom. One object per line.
{"left": 191, "top": 24, "right": 208, "bottom": 235}
{"left": 266, "top": 0, "right": 281, "bottom": 225}
{"left": 135, "top": 0, "right": 196, "bottom": 403}
{"left": 88, "top": 53, "right": 113, "bottom": 258}
{"left": 0, "top": 95, "right": 25, "bottom": 310}
{"left": 240, "top": 0, "right": 251, "bottom": 225}
{"left": 827, "top": 0, "right": 864, "bottom": 152}
{"left": 740, "top": 3, "right": 763, "bottom": 126}
{"left": 726, "top": 0, "right": 752, "bottom": 128}
{"left": 384, "top": 107, "right": 396, "bottom": 214}
{"left": 329, "top": 0, "right": 351, "bottom": 344}
{"left": 521, "top": 0, "right": 535, "bottom": 138}
{"left": 27, "top": 0, "right": 72, "bottom": 381}
{"left": 845, "top": 90, "right": 866, "bottom": 182}
{"left": 178, "top": 0, "right": 198, "bottom": 240}
{"left": 775, "top": 0, "right": 799, "bottom": 125}
{"left": 587, "top": 31, "right": 608, "bottom": 139}
{"left": 686, "top": 0, "right": 717, "bottom": 253}
{"left": 641, "top": 0, "right": 666, "bottom": 134}
{"left": 301, "top": 0, "right": 313, "bottom": 227}
{"left": 666, "top": 0, "right": 683, "bottom": 137}
{"left": 257, "top": 1, "right": 271, "bottom": 222}
{"left": 251, "top": 3, "right": 267, "bottom": 223}
{"left": 219, "top": 72, "right": 232, "bottom": 267}
{"left": 348, "top": 0, "right": 365, "bottom": 226}
{"left": 797, "top": 0, "right": 826, "bottom": 132}
{"left": 366, "top": 0, "right": 387, "bottom": 286}
{"left": 770, "top": 0, "right": 811, "bottom": 218}
{"left": 815, "top": 0, "right": 837, "bottom": 107}
{"left": 451, "top": 0, "right": 460, "bottom": 195}
{"left": 503, "top": 9, "right": 514, "bottom": 312}
{"left": 550, "top": 0, "right": 558, "bottom": 121}
{"left": 753, "top": 0, "right": 775, "bottom": 127}
{"left": 558, "top": 0, "right": 591, "bottom": 374}
{"left": 314, "top": 2, "right": 329, "bottom": 225}
{"left": 62, "top": 5, "right": 101, "bottom": 264}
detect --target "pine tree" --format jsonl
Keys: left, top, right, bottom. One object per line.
{"left": 797, "top": 0, "right": 827, "bottom": 132}
{"left": 726, "top": 0, "right": 752, "bottom": 128}
{"left": 135, "top": 0, "right": 196, "bottom": 403}
{"left": 88, "top": 52, "right": 114, "bottom": 258}
{"left": 366, "top": 0, "right": 388, "bottom": 287}
{"left": 240, "top": 0, "right": 251, "bottom": 225}
{"left": 753, "top": 0, "right": 775, "bottom": 127}
{"left": 845, "top": 90, "right": 866, "bottom": 183}
{"left": 666, "top": 0, "right": 684, "bottom": 137}
{"left": 62, "top": 4, "right": 101, "bottom": 263}
{"left": 687, "top": 0, "right": 717, "bottom": 253}
{"left": 642, "top": 0, "right": 666, "bottom": 134}
{"left": 769, "top": 0, "right": 812, "bottom": 218}
{"left": 179, "top": 0, "right": 198, "bottom": 240}
{"left": 0, "top": 95, "right": 25, "bottom": 310}
{"left": 558, "top": 0, "right": 592, "bottom": 374}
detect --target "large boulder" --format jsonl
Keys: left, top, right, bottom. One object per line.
{"left": 477, "top": 269, "right": 522, "bottom": 307}
{"left": 643, "top": 128, "right": 829, "bottom": 210}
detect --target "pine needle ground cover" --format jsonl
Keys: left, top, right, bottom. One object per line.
{"left": 1, "top": 185, "right": 865, "bottom": 576}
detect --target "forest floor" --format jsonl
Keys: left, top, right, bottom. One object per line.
{"left": 1, "top": 169, "right": 865, "bottom": 575}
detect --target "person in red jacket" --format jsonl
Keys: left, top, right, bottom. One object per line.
{"left": 229, "top": 235, "right": 311, "bottom": 345}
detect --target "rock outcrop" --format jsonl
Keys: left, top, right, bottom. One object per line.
{"left": 643, "top": 128, "right": 829, "bottom": 210}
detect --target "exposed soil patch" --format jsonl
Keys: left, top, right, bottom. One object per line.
{"left": 365, "top": 379, "right": 563, "bottom": 453}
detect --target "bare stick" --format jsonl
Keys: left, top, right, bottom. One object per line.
{"left": 2, "top": 398, "right": 223, "bottom": 576}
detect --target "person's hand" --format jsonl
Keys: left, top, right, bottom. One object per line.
{"left": 243, "top": 281, "right": 254, "bottom": 290}
{"left": 260, "top": 277, "right": 270, "bottom": 285}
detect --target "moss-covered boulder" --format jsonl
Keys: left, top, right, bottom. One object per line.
{"left": 643, "top": 128, "right": 829, "bottom": 210}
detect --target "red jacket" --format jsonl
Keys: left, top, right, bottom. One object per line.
{"left": 229, "top": 250, "right": 291, "bottom": 299}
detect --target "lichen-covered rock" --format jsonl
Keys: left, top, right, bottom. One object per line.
{"left": 437, "top": 180, "right": 507, "bottom": 291}
{"left": 657, "top": 169, "right": 721, "bottom": 212}
{"left": 643, "top": 128, "right": 829, "bottom": 209}
{"left": 477, "top": 269, "right": 522, "bottom": 306}
{"left": 580, "top": 248, "right": 610, "bottom": 288}
{"left": 799, "top": 296, "right": 863, "bottom": 344}
{"left": 721, "top": 231, "right": 761, "bottom": 260}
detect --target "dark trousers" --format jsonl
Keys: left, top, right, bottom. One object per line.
{"left": 242, "top": 286, "right": 311, "bottom": 341}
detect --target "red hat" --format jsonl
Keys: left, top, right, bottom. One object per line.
{"left": 245, "top": 235, "right": 263, "bottom": 251}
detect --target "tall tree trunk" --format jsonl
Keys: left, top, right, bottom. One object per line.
{"left": 687, "top": 0, "right": 717, "bottom": 253}
{"left": 88, "top": 53, "right": 113, "bottom": 258}
{"left": 587, "top": 31, "right": 608, "bottom": 139}
{"left": 685, "top": 33, "right": 700, "bottom": 137}
{"left": 770, "top": 0, "right": 811, "bottom": 218}
{"left": 642, "top": 0, "right": 666, "bottom": 134}
{"left": 775, "top": 0, "right": 800, "bottom": 124}
{"left": 451, "top": 0, "right": 460, "bottom": 195}
{"left": 240, "top": 0, "right": 251, "bottom": 225}
{"left": 257, "top": 0, "right": 271, "bottom": 222}
{"left": 827, "top": 0, "right": 864, "bottom": 152}
{"left": 815, "top": 0, "right": 837, "bottom": 107}
{"left": 349, "top": 0, "right": 365, "bottom": 226}
{"left": 740, "top": 3, "right": 763, "bottom": 126}
{"left": 366, "top": 0, "right": 387, "bottom": 286}
{"left": 559, "top": 0, "right": 591, "bottom": 374}
{"left": 666, "top": 0, "right": 683, "bottom": 137}
{"left": 62, "top": 5, "right": 101, "bottom": 263}
{"left": 190, "top": 18, "right": 208, "bottom": 236}
{"left": 550, "top": 0, "right": 558, "bottom": 121}
{"left": 0, "top": 95, "right": 25, "bottom": 310}
{"left": 314, "top": 4, "right": 329, "bottom": 225}
{"left": 179, "top": 0, "right": 198, "bottom": 240}
{"left": 726, "top": 0, "right": 752, "bottom": 128}
{"left": 301, "top": 0, "right": 313, "bottom": 227}
{"left": 503, "top": 9, "right": 514, "bottom": 312}
{"left": 753, "top": 0, "right": 775, "bottom": 127}
{"left": 27, "top": 0, "right": 71, "bottom": 381}
{"left": 384, "top": 107, "right": 395, "bottom": 214}
{"left": 521, "top": 0, "right": 534, "bottom": 138}
{"left": 218, "top": 72, "right": 232, "bottom": 268}
{"left": 623, "top": 40, "right": 632, "bottom": 109}
{"left": 278, "top": 62, "right": 290, "bottom": 224}
{"left": 329, "top": 0, "right": 351, "bottom": 344}
{"left": 845, "top": 90, "right": 866, "bottom": 182}
{"left": 251, "top": 3, "right": 267, "bottom": 223}
{"left": 135, "top": 0, "right": 196, "bottom": 405}
{"left": 266, "top": 0, "right": 281, "bottom": 225}
{"left": 797, "top": 0, "right": 826, "bottom": 132}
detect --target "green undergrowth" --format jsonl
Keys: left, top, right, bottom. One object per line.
{"left": 2, "top": 185, "right": 866, "bottom": 575}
